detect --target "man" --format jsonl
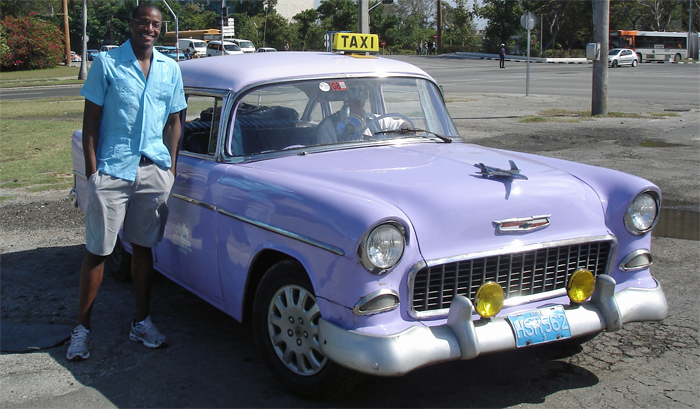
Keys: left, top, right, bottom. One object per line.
{"left": 317, "top": 85, "right": 411, "bottom": 143}
{"left": 66, "top": 3, "right": 187, "bottom": 361}
{"left": 499, "top": 43, "right": 506, "bottom": 69}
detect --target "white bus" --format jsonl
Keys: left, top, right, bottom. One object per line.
{"left": 609, "top": 30, "right": 700, "bottom": 62}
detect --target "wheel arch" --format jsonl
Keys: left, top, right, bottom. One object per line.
{"left": 241, "top": 249, "right": 303, "bottom": 322}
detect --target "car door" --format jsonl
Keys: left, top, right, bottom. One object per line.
{"left": 156, "top": 94, "right": 228, "bottom": 303}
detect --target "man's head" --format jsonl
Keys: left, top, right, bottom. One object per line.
{"left": 130, "top": 3, "right": 162, "bottom": 51}
{"left": 346, "top": 85, "right": 368, "bottom": 114}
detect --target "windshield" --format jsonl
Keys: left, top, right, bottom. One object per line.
{"left": 224, "top": 44, "right": 241, "bottom": 52}
{"left": 226, "top": 77, "right": 459, "bottom": 156}
{"left": 608, "top": 49, "right": 622, "bottom": 55}
{"left": 192, "top": 41, "right": 206, "bottom": 48}
{"left": 238, "top": 41, "right": 254, "bottom": 48}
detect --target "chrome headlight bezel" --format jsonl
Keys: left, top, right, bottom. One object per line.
{"left": 358, "top": 222, "right": 406, "bottom": 275}
{"left": 624, "top": 191, "right": 660, "bottom": 235}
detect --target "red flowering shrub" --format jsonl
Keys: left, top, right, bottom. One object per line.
{"left": 1, "top": 13, "right": 64, "bottom": 71}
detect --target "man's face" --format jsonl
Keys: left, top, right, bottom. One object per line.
{"left": 130, "top": 7, "right": 162, "bottom": 51}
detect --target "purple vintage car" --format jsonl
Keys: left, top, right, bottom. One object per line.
{"left": 71, "top": 50, "right": 667, "bottom": 399}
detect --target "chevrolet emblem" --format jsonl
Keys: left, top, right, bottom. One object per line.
{"left": 494, "top": 215, "right": 551, "bottom": 233}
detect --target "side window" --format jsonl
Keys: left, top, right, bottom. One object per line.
{"left": 182, "top": 95, "right": 222, "bottom": 156}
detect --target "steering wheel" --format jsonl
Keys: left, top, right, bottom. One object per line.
{"left": 359, "top": 113, "right": 415, "bottom": 136}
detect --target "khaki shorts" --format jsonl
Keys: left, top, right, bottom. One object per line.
{"left": 85, "top": 163, "right": 175, "bottom": 256}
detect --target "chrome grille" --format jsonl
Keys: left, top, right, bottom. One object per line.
{"left": 411, "top": 240, "right": 613, "bottom": 315}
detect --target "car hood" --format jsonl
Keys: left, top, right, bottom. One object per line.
{"left": 249, "top": 142, "right": 609, "bottom": 261}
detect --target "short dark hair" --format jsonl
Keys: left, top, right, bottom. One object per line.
{"left": 132, "top": 3, "right": 161, "bottom": 19}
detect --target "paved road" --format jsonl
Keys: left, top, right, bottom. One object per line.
{"left": 390, "top": 55, "right": 700, "bottom": 106}
{"left": 1, "top": 55, "right": 698, "bottom": 408}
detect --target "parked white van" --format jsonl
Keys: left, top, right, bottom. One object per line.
{"left": 178, "top": 38, "right": 207, "bottom": 58}
{"left": 206, "top": 41, "right": 244, "bottom": 57}
{"left": 228, "top": 39, "right": 256, "bottom": 53}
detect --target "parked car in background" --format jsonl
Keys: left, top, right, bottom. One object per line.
{"left": 70, "top": 34, "right": 668, "bottom": 400}
{"left": 178, "top": 38, "right": 207, "bottom": 58}
{"left": 608, "top": 48, "right": 639, "bottom": 67}
{"left": 206, "top": 40, "right": 244, "bottom": 57}
{"left": 87, "top": 49, "right": 99, "bottom": 61}
{"left": 228, "top": 38, "right": 255, "bottom": 53}
{"left": 100, "top": 45, "right": 118, "bottom": 53}
{"left": 155, "top": 46, "right": 185, "bottom": 61}
{"left": 70, "top": 51, "right": 81, "bottom": 62}
{"left": 256, "top": 47, "right": 277, "bottom": 52}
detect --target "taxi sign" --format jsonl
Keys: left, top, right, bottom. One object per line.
{"left": 332, "top": 33, "right": 379, "bottom": 53}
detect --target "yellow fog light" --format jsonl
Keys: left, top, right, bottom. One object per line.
{"left": 474, "top": 282, "right": 504, "bottom": 318}
{"left": 567, "top": 269, "right": 596, "bottom": 303}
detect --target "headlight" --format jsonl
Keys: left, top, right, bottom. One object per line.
{"left": 624, "top": 191, "right": 660, "bottom": 235}
{"left": 359, "top": 223, "right": 405, "bottom": 274}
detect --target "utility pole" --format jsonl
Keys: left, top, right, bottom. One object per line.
{"left": 359, "top": 0, "right": 369, "bottom": 34}
{"left": 436, "top": 0, "right": 442, "bottom": 54}
{"left": 79, "top": 0, "right": 87, "bottom": 79}
{"left": 62, "top": 0, "right": 70, "bottom": 68}
{"left": 591, "top": 0, "right": 609, "bottom": 116}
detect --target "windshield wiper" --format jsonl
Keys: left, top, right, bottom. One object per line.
{"left": 376, "top": 128, "right": 452, "bottom": 143}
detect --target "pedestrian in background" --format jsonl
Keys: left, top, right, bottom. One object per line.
{"left": 499, "top": 43, "right": 506, "bottom": 68}
{"left": 66, "top": 2, "right": 187, "bottom": 361}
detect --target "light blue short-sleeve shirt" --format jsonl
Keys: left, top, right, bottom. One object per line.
{"left": 81, "top": 40, "right": 187, "bottom": 181}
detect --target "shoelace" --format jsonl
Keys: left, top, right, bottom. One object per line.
{"left": 71, "top": 328, "right": 90, "bottom": 345}
{"left": 135, "top": 320, "right": 160, "bottom": 336}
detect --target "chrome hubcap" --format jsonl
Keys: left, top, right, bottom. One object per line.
{"left": 268, "top": 284, "right": 326, "bottom": 376}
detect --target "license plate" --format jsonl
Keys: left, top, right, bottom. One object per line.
{"left": 507, "top": 305, "right": 571, "bottom": 347}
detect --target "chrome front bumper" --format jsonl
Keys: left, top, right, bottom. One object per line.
{"left": 318, "top": 275, "right": 668, "bottom": 376}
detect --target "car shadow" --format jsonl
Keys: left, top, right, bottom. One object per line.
{"left": 2, "top": 243, "right": 597, "bottom": 407}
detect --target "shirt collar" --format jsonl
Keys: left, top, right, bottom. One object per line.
{"left": 119, "top": 39, "right": 167, "bottom": 63}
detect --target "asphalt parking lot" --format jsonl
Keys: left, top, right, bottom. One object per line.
{"left": 1, "top": 59, "right": 698, "bottom": 407}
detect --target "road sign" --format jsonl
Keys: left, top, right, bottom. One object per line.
{"left": 521, "top": 12, "right": 536, "bottom": 30}
{"left": 380, "top": 41, "right": 386, "bottom": 47}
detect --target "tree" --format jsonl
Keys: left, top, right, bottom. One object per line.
{"left": 317, "top": 0, "right": 357, "bottom": 32}
{"left": 1, "top": 13, "right": 64, "bottom": 70}
{"left": 474, "top": 0, "right": 523, "bottom": 52}
{"left": 176, "top": 3, "right": 218, "bottom": 31}
{"left": 393, "top": 0, "right": 436, "bottom": 29}
{"left": 292, "top": 8, "right": 321, "bottom": 51}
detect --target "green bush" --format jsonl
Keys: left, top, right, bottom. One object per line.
{"left": 1, "top": 13, "right": 64, "bottom": 71}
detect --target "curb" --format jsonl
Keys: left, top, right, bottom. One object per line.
{"left": 450, "top": 52, "right": 699, "bottom": 64}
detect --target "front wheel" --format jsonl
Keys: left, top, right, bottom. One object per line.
{"left": 611, "top": 60, "right": 618, "bottom": 68}
{"left": 252, "top": 260, "right": 363, "bottom": 399}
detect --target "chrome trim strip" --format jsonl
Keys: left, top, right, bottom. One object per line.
{"left": 217, "top": 208, "right": 345, "bottom": 256}
{"left": 353, "top": 289, "right": 400, "bottom": 316}
{"left": 171, "top": 193, "right": 217, "bottom": 211}
{"left": 619, "top": 249, "right": 653, "bottom": 272}
{"left": 407, "top": 235, "right": 617, "bottom": 319}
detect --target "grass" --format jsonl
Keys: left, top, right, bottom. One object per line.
{"left": 0, "top": 66, "right": 85, "bottom": 88}
{"left": 519, "top": 109, "right": 677, "bottom": 123}
{"left": 0, "top": 97, "right": 83, "bottom": 192}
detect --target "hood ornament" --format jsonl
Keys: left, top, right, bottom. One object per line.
{"left": 476, "top": 160, "right": 528, "bottom": 180}
{"left": 494, "top": 215, "right": 551, "bottom": 233}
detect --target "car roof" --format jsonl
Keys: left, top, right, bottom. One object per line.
{"left": 179, "top": 52, "right": 434, "bottom": 92}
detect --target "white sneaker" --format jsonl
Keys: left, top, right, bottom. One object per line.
{"left": 66, "top": 325, "right": 92, "bottom": 361}
{"left": 129, "top": 316, "right": 167, "bottom": 348}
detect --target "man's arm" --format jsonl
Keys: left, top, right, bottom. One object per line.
{"left": 82, "top": 99, "right": 103, "bottom": 177}
{"left": 163, "top": 111, "right": 182, "bottom": 176}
